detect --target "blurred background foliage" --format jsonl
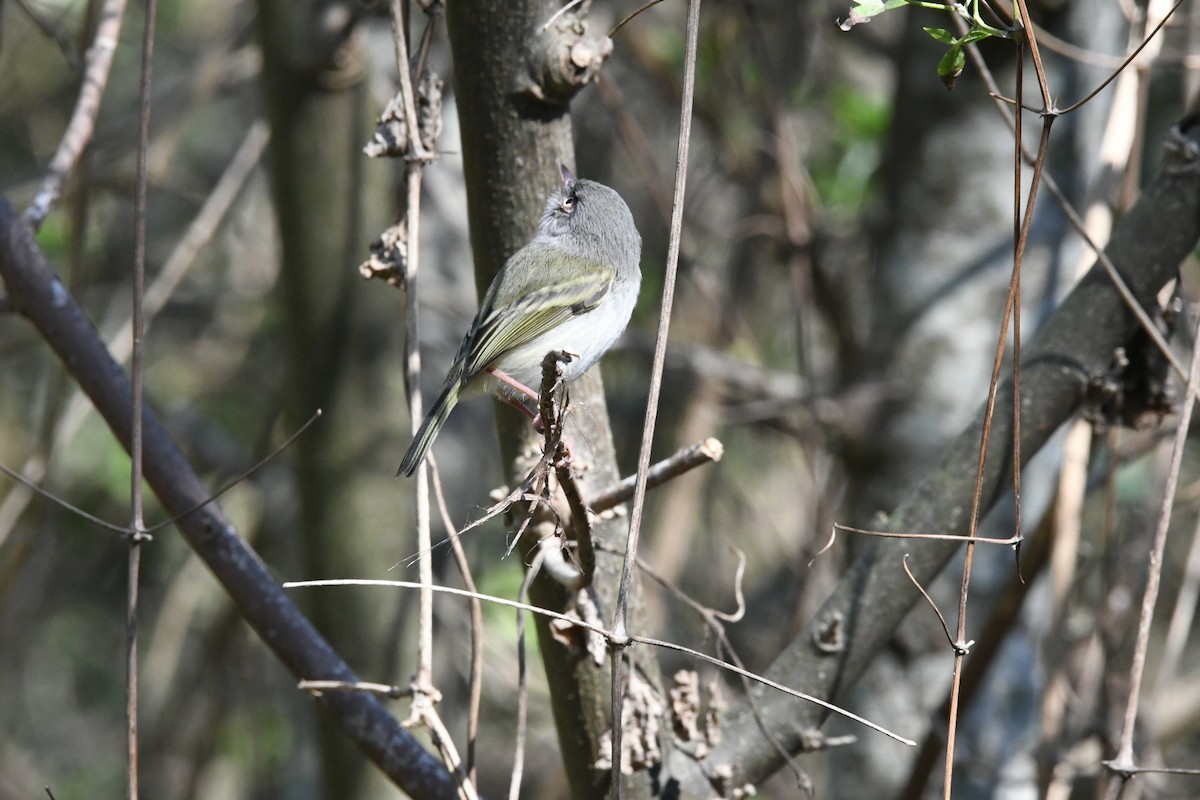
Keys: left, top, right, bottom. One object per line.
{"left": 2, "top": 0, "right": 1200, "bottom": 798}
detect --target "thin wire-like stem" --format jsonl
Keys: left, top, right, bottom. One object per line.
{"left": 1013, "top": 0, "right": 1052, "bottom": 110}
{"left": 1155, "top": 510, "right": 1200, "bottom": 689}
{"left": 0, "top": 462, "right": 127, "bottom": 533}
{"left": 609, "top": 0, "right": 667, "bottom": 38}
{"left": 390, "top": 0, "right": 433, "bottom": 164}
{"left": 960, "top": 14, "right": 1188, "bottom": 380}
{"left": 611, "top": 0, "right": 699, "bottom": 645}
{"left": 1103, "top": 310, "right": 1200, "bottom": 790}
{"left": 430, "top": 458, "right": 483, "bottom": 782}
{"left": 609, "top": 2, "right": 701, "bottom": 793}
{"left": 902, "top": 555, "right": 960, "bottom": 652}
{"left": 285, "top": 578, "right": 916, "bottom": 745}
{"left": 942, "top": 31, "right": 1055, "bottom": 796}
{"left": 508, "top": 550, "right": 541, "bottom": 800}
{"left": 1059, "top": 0, "right": 1182, "bottom": 115}
{"left": 388, "top": 0, "right": 435, "bottom": 704}
{"left": 127, "top": 1, "right": 158, "bottom": 797}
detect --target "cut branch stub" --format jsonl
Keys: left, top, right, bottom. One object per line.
{"left": 524, "top": 14, "right": 613, "bottom": 105}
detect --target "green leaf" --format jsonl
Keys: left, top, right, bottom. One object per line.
{"left": 937, "top": 44, "right": 965, "bottom": 90}
{"left": 958, "top": 28, "right": 994, "bottom": 45}
{"left": 923, "top": 27, "right": 955, "bottom": 44}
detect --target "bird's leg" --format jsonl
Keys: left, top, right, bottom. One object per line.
{"left": 487, "top": 367, "right": 545, "bottom": 431}
{"left": 487, "top": 367, "right": 539, "bottom": 402}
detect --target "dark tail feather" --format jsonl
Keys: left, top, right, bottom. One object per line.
{"left": 398, "top": 381, "right": 460, "bottom": 477}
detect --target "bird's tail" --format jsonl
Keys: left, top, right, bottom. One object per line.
{"left": 398, "top": 380, "right": 460, "bottom": 477}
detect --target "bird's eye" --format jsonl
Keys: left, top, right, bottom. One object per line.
{"left": 560, "top": 193, "right": 577, "bottom": 214}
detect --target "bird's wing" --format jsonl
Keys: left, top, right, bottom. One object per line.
{"left": 463, "top": 260, "right": 614, "bottom": 376}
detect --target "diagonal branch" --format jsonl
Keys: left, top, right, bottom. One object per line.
{"left": 705, "top": 117, "right": 1200, "bottom": 788}
{"left": 0, "top": 196, "right": 462, "bottom": 800}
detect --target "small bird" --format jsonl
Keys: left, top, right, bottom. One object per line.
{"left": 398, "top": 165, "right": 642, "bottom": 477}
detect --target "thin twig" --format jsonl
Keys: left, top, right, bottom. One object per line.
{"left": 1059, "top": 0, "right": 1183, "bottom": 115}
{"left": 24, "top": 0, "right": 129, "bottom": 229}
{"left": 827, "top": 522, "right": 1020, "bottom": 547}
{"left": 1104, "top": 309, "right": 1200, "bottom": 788}
{"left": 146, "top": 408, "right": 322, "bottom": 533}
{"left": 630, "top": 543, "right": 747, "bottom": 625}
{"left": 0, "top": 462, "right": 127, "bottom": 533}
{"left": 586, "top": 437, "right": 723, "bottom": 513}
{"left": 508, "top": 549, "right": 542, "bottom": 800}
{"left": 941, "top": 26, "right": 1055, "bottom": 794}
{"left": 609, "top": 0, "right": 667, "bottom": 38}
{"left": 1154, "top": 509, "right": 1200, "bottom": 689}
{"left": 961, "top": 21, "right": 1189, "bottom": 380}
{"left": 609, "top": 3, "right": 701, "bottom": 793}
{"left": 424, "top": 709, "right": 479, "bottom": 800}
{"left": 632, "top": 544, "right": 813, "bottom": 788}
{"left": 390, "top": 0, "right": 433, "bottom": 164}
{"left": 1013, "top": 0, "right": 1052, "bottom": 111}
{"left": 286, "top": 578, "right": 916, "bottom": 745}
{"left": 388, "top": 0, "right": 440, "bottom": 739}
{"left": 0, "top": 121, "right": 269, "bottom": 549}
{"left": 2, "top": 399, "right": 314, "bottom": 537}
{"left": 299, "top": 680, "right": 412, "bottom": 698}
{"left": 535, "top": 351, "right": 596, "bottom": 586}
{"left": 611, "top": 0, "right": 699, "bottom": 647}
{"left": 127, "top": 0, "right": 158, "bottom": 797}
{"left": 430, "top": 457, "right": 483, "bottom": 783}
{"left": 902, "top": 555, "right": 963, "bottom": 653}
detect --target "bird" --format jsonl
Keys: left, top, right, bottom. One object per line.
{"left": 398, "top": 165, "right": 642, "bottom": 477}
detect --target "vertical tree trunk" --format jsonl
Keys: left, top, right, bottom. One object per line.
{"left": 446, "top": 4, "right": 663, "bottom": 797}
{"left": 255, "top": 3, "right": 394, "bottom": 797}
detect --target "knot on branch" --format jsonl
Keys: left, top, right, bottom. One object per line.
{"left": 524, "top": 15, "right": 612, "bottom": 105}
{"left": 812, "top": 610, "right": 845, "bottom": 654}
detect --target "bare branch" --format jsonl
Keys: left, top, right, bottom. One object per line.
{"left": 24, "top": 0, "right": 129, "bottom": 229}
{"left": 0, "top": 196, "right": 462, "bottom": 798}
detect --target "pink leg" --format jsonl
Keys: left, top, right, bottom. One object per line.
{"left": 486, "top": 367, "right": 539, "bottom": 402}
{"left": 487, "top": 368, "right": 545, "bottom": 431}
